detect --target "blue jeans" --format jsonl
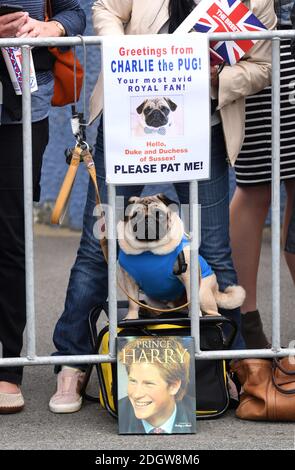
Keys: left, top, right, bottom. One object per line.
{"left": 53, "top": 120, "right": 245, "bottom": 359}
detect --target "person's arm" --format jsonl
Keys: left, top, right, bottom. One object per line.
{"left": 16, "top": 0, "right": 86, "bottom": 38}
{"left": 92, "top": 0, "right": 133, "bottom": 36}
{"left": 217, "top": 0, "right": 277, "bottom": 109}
{"left": 50, "top": 0, "right": 86, "bottom": 37}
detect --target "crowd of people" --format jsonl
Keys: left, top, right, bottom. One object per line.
{"left": 0, "top": 0, "right": 294, "bottom": 418}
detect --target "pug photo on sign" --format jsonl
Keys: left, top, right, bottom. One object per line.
{"left": 132, "top": 97, "right": 182, "bottom": 137}
{"left": 117, "top": 194, "right": 245, "bottom": 320}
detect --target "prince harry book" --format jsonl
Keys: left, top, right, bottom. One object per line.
{"left": 117, "top": 336, "right": 196, "bottom": 434}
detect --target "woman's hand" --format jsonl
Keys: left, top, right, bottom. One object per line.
{"left": 15, "top": 17, "right": 65, "bottom": 38}
{"left": 0, "top": 12, "right": 29, "bottom": 38}
{"left": 210, "top": 66, "right": 219, "bottom": 89}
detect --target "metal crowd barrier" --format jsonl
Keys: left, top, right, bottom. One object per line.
{"left": 0, "top": 30, "right": 295, "bottom": 370}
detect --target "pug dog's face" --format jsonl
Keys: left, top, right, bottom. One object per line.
{"left": 117, "top": 194, "right": 184, "bottom": 255}
{"left": 136, "top": 98, "right": 177, "bottom": 129}
{"left": 126, "top": 195, "right": 172, "bottom": 242}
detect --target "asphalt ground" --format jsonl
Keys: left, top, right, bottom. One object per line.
{"left": 0, "top": 225, "right": 294, "bottom": 450}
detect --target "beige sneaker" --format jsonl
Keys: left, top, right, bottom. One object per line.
{"left": 0, "top": 388, "right": 24, "bottom": 414}
{"left": 49, "top": 366, "right": 85, "bottom": 414}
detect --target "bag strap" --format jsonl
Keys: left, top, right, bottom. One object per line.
{"left": 273, "top": 357, "right": 295, "bottom": 376}
{"left": 51, "top": 146, "right": 81, "bottom": 225}
{"left": 51, "top": 145, "right": 108, "bottom": 255}
{"left": 173, "top": 250, "right": 188, "bottom": 275}
{"left": 271, "top": 358, "right": 295, "bottom": 395}
{"left": 45, "top": 0, "right": 52, "bottom": 21}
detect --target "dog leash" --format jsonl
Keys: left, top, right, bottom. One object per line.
{"left": 51, "top": 154, "right": 190, "bottom": 313}
{"left": 51, "top": 116, "right": 192, "bottom": 313}
{"left": 52, "top": 150, "right": 193, "bottom": 313}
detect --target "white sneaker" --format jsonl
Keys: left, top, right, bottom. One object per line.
{"left": 49, "top": 366, "right": 85, "bottom": 414}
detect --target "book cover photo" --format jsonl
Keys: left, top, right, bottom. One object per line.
{"left": 117, "top": 336, "right": 196, "bottom": 435}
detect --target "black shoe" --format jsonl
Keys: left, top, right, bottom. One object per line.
{"left": 241, "top": 310, "right": 270, "bottom": 349}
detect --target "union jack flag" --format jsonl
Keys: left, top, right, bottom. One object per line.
{"left": 175, "top": 0, "right": 267, "bottom": 65}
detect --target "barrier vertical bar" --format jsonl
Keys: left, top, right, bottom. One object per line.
{"left": 22, "top": 46, "right": 36, "bottom": 359}
{"left": 271, "top": 38, "right": 281, "bottom": 350}
{"left": 107, "top": 183, "right": 117, "bottom": 357}
{"left": 189, "top": 180, "right": 201, "bottom": 354}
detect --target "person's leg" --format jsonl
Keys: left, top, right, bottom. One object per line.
{"left": 194, "top": 125, "right": 244, "bottom": 349}
{"left": 283, "top": 179, "right": 295, "bottom": 283}
{"left": 230, "top": 183, "right": 271, "bottom": 348}
{"left": 50, "top": 119, "right": 143, "bottom": 412}
{"left": 52, "top": 120, "right": 109, "bottom": 360}
{"left": 52, "top": 119, "right": 143, "bottom": 361}
{"left": 230, "top": 184, "right": 271, "bottom": 312}
{"left": 0, "top": 119, "right": 48, "bottom": 411}
{"left": 175, "top": 125, "right": 244, "bottom": 349}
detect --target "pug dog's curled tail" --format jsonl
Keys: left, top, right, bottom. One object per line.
{"left": 215, "top": 285, "right": 246, "bottom": 310}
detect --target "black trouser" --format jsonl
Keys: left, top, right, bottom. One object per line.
{"left": 285, "top": 192, "right": 295, "bottom": 254}
{"left": 0, "top": 118, "right": 49, "bottom": 385}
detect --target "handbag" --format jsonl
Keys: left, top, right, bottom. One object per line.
{"left": 45, "top": 0, "right": 83, "bottom": 107}
{"left": 82, "top": 302, "right": 238, "bottom": 420}
{"left": 232, "top": 357, "right": 295, "bottom": 421}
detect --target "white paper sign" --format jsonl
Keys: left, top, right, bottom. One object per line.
{"left": 102, "top": 34, "right": 210, "bottom": 184}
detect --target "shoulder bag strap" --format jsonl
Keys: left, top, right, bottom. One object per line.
{"left": 272, "top": 358, "right": 295, "bottom": 395}
{"left": 45, "top": 0, "right": 52, "bottom": 20}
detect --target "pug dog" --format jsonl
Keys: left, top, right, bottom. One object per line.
{"left": 135, "top": 97, "right": 177, "bottom": 136}
{"left": 117, "top": 194, "right": 246, "bottom": 320}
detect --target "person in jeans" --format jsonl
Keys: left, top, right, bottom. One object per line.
{"left": 0, "top": 0, "right": 86, "bottom": 414}
{"left": 49, "top": 0, "right": 276, "bottom": 413}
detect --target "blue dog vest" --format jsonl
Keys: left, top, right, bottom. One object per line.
{"left": 118, "top": 236, "right": 213, "bottom": 301}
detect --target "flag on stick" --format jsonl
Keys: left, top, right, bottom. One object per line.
{"left": 175, "top": 0, "right": 267, "bottom": 65}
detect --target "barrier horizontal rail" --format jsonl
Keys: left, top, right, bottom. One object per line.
{"left": 1, "top": 347, "right": 295, "bottom": 367}
{"left": 0, "top": 31, "right": 294, "bottom": 370}
{"left": 0, "top": 28, "right": 295, "bottom": 48}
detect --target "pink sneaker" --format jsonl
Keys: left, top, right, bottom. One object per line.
{"left": 49, "top": 366, "right": 85, "bottom": 414}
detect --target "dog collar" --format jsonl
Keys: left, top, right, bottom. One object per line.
{"left": 144, "top": 126, "right": 167, "bottom": 135}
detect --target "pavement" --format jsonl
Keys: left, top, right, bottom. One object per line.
{"left": 0, "top": 224, "right": 294, "bottom": 450}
